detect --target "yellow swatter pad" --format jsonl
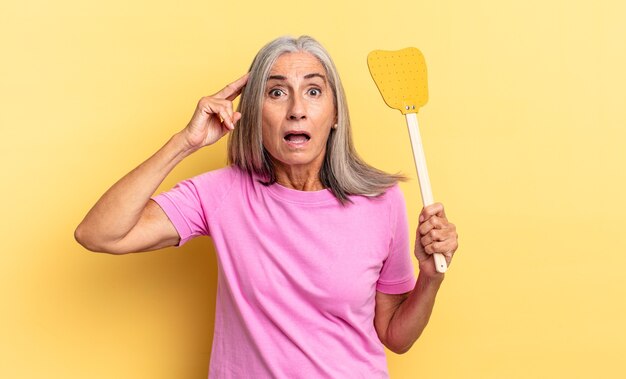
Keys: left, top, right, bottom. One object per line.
{"left": 367, "top": 47, "right": 429, "bottom": 115}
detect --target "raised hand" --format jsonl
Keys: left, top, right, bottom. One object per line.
{"left": 182, "top": 73, "right": 249, "bottom": 151}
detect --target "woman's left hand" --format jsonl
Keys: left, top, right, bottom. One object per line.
{"left": 414, "top": 203, "right": 459, "bottom": 278}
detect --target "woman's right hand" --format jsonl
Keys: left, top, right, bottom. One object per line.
{"left": 182, "top": 73, "right": 249, "bottom": 151}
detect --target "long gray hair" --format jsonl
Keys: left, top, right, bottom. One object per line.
{"left": 227, "top": 35, "right": 405, "bottom": 204}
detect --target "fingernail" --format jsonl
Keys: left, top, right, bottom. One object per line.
{"left": 419, "top": 215, "right": 424, "bottom": 222}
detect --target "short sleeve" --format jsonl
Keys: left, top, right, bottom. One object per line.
{"left": 151, "top": 177, "right": 209, "bottom": 247}
{"left": 376, "top": 186, "right": 418, "bottom": 294}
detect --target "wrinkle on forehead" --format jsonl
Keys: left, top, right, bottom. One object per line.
{"left": 267, "top": 51, "right": 328, "bottom": 83}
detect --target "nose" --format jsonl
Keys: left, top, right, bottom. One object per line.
{"left": 288, "top": 94, "right": 306, "bottom": 121}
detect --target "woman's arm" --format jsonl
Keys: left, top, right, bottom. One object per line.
{"left": 74, "top": 74, "right": 249, "bottom": 254}
{"left": 374, "top": 274, "right": 443, "bottom": 354}
{"left": 374, "top": 202, "right": 458, "bottom": 353}
{"left": 74, "top": 132, "right": 195, "bottom": 253}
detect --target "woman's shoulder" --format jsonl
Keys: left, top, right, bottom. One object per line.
{"left": 373, "top": 183, "right": 406, "bottom": 205}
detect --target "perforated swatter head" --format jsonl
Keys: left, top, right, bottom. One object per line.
{"left": 367, "top": 47, "right": 429, "bottom": 115}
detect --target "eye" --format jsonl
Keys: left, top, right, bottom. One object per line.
{"left": 308, "top": 88, "right": 321, "bottom": 96}
{"left": 269, "top": 88, "right": 285, "bottom": 97}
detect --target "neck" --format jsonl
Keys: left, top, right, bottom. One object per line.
{"left": 272, "top": 159, "right": 325, "bottom": 191}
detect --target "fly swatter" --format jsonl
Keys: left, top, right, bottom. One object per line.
{"left": 367, "top": 47, "right": 448, "bottom": 273}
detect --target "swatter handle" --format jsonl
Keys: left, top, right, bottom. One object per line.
{"left": 405, "top": 113, "right": 448, "bottom": 274}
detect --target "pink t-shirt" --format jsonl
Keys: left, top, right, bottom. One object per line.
{"left": 151, "top": 166, "right": 417, "bottom": 378}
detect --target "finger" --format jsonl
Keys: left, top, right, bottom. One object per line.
{"left": 214, "top": 73, "right": 250, "bottom": 100}
{"left": 420, "top": 234, "right": 430, "bottom": 247}
{"left": 209, "top": 99, "right": 234, "bottom": 129}
{"left": 218, "top": 109, "right": 235, "bottom": 130}
{"left": 222, "top": 100, "right": 234, "bottom": 121}
{"left": 434, "top": 224, "right": 457, "bottom": 242}
{"left": 419, "top": 202, "right": 446, "bottom": 223}
{"left": 198, "top": 97, "right": 231, "bottom": 117}
{"left": 233, "top": 112, "right": 242, "bottom": 125}
{"left": 424, "top": 240, "right": 452, "bottom": 255}
{"left": 418, "top": 216, "right": 447, "bottom": 236}
{"left": 424, "top": 241, "right": 437, "bottom": 255}
{"left": 422, "top": 234, "right": 457, "bottom": 252}
{"left": 420, "top": 228, "right": 445, "bottom": 246}
{"left": 442, "top": 244, "right": 456, "bottom": 258}
{"left": 428, "top": 227, "right": 456, "bottom": 246}
{"left": 430, "top": 238, "right": 458, "bottom": 256}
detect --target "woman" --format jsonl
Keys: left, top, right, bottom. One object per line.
{"left": 75, "top": 35, "right": 458, "bottom": 378}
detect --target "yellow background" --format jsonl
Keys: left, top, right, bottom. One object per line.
{"left": 1, "top": 0, "right": 625, "bottom": 378}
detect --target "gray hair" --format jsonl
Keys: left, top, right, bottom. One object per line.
{"left": 227, "top": 35, "right": 405, "bottom": 204}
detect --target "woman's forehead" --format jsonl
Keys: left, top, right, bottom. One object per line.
{"left": 268, "top": 51, "right": 327, "bottom": 79}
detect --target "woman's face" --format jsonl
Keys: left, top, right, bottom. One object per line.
{"left": 261, "top": 51, "right": 336, "bottom": 172}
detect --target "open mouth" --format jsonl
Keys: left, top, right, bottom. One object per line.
{"left": 283, "top": 131, "right": 311, "bottom": 144}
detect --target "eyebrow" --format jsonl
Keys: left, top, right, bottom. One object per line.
{"left": 267, "top": 73, "right": 327, "bottom": 82}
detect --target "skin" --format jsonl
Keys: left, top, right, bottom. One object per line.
{"left": 261, "top": 51, "right": 336, "bottom": 191}
{"left": 75, "top": 51, "right": 459, "bottom": 355}
{"left": 374, "top": 202, "right": 458, "bottom": 353}
{"left": 74, "top": 74, "right": 249, "bottom": 254}
{"left": 258, "top": 52, "right": 460, "bottom": 353}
